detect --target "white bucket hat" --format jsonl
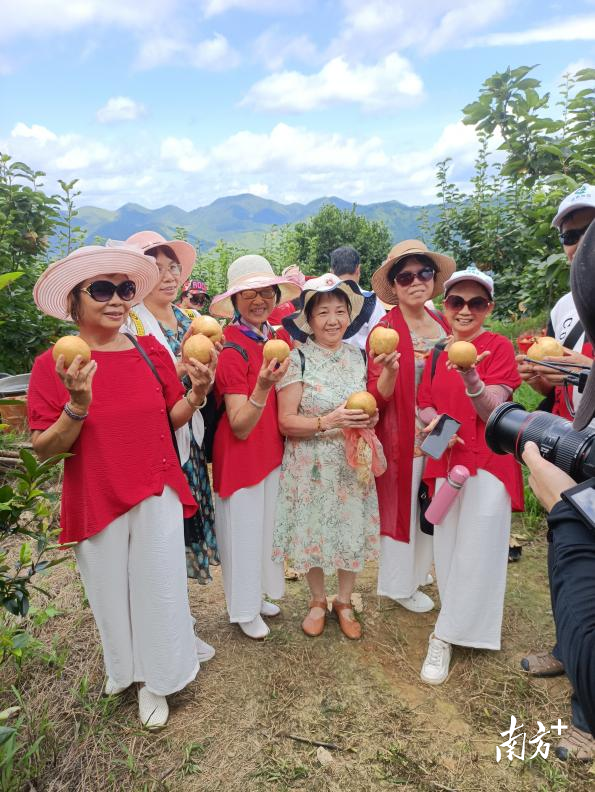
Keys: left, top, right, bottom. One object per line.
{"left": 33, "top": 244, "right": 160, "bottom": 321}
{"left": 551, "top": 184, "right": 595, "bottom": 229}
{"left": 282, "top": 272, "right": 376, "bottom": 342}
{"left": 443, "top": 266, "right": 494, "bottom": 299}
{"left": 209, "top": 254, "right": 302, "bottom": 319}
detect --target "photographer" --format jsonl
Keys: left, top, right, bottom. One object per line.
{"left": 522, "top": 219, "right": 595, "bottom": 758}
{"left": 517, "top": 187, "right": 595, "bottom": 688}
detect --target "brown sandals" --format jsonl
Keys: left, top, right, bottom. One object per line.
{"left": 302, "top": 600, "right": 327, "bottom": 637}
{"left": 331, "top": 599, "right": 362, "bottom": 640}
{"left": 555, "top": 725, "right": 595, "bottom": 761}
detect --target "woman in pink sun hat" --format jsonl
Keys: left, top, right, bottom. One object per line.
{"left": 28, "top": 243, "right": 214, "bottom": 728}
{"left": 210, "top": 255, "right": 301, "bottom": 640}
{"left": 124, "top": 230, "right": 220, "bottom": 665}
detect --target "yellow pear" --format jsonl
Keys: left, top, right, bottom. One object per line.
{"left": 263, "top": 339, "right": 290, "bottom": 363}
{"left": 52, "top": 336, "right": 91, "bottom": 367}
{"left": 190, "top": 315, "right": 222, "bottom": 343}
{"left": 448, "top": 341, "right": 477, "bottom": 368}
{"left": 183, "top": 334, "right": 214, "bottom": 364}
{"left": 369, "top": 326, "right": 399, "bottom": 355}
{"left": 346, "top": 391, "right": 377, "bottom": 417}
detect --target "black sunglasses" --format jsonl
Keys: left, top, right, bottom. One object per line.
{"left": 188, "top": 293, "right": 208, "bottom": 306}
{"left": 444, "top": 294, "right": 492, "bottom": 313}
{"left": 394, "top": 267, "right": 435, "bottom": 287}
{"left": 559, "top": 226, "right": 589, "bottom": 246}
{"left": 80, "top": 280, "right": 136, "bottom": 302}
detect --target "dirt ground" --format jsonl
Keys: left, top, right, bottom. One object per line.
{"left": 2, "top": 524, "right": 594, "bottom": 792}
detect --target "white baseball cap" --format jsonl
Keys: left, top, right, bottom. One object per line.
{"left": 443, "top": 266, "right": 494, "bottom": 300}
{"left": 551, "top": 184, "right": 595, "bottom": 229}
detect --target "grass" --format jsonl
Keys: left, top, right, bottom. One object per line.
{"left": 1, "top": 533, "right": 595, "bottom": 792}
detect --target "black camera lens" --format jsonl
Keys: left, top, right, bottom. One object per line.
{"left": 485, "top": 403, "right": 595, "bottom": 482}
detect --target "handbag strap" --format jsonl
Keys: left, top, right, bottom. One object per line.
{"left": 123, "top": 333, "right": 181, "bottom": 462}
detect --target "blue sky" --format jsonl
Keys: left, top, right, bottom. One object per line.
{"left": 1, "top": 0, "right": 593, "bottom": 210}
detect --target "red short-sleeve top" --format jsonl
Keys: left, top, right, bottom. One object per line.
{"left": 212, "top": 324, "right": 288, "bottom": 498}
{"left": 417, "top": 330, "right": 524, "bottom": 511}
{"left": 27, "top": 336, "right": 197, "bottom": 544}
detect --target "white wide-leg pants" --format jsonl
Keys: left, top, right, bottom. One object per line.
{"left": 377, "top": 456, "right": 434, "bottom": 600}
{"left": 433, "top": 470, "right": 511, "bottom": 650}
{"left": 215, "top": 467, "right": 285, "bottom": 623}
{"left": 75, "top": 486, "right": 198, "bottom": 696}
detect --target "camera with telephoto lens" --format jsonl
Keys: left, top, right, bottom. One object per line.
{"left": 485, "top": 403, "right": 595, "bottom": 482}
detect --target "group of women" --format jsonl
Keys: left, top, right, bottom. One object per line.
{"left": 27, "top": 233, "right": 522, "bottom": 727}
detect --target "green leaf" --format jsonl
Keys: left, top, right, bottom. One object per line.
{"left": 0, "top": 272, "right": 24, "bottom": 290}
{"left": 19, "top": 448, "right": 38, "bottom": 477}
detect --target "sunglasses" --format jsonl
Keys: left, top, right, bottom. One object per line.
{"left": 238, "top": 287, "right": 277, "bottom": 300}
{"left": 188, "top": 293, "right": 208, "bottom": 306}
{"left": 394, "top": 267, "right": 435, "bottom": 287}
{"left": 559, "top": 226, "right": 589, "bottom": 246}
{"left": 80, "top": 280, "right": 137, "bottom": 302}
{"left": 444, "top": 294, "right": 492, "bottom": 313}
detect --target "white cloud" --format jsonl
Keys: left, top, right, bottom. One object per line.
{"left": 248, "top": 182, "right": 270, "bottom": 197}
{"left": 96, "top": 97, "right": 146, "bottom": 123}
{"left": 135, "top": 33, "right": 239, "bottom": 71}
{"left": 2, "top": 118, "right": 489, "bottom": 210}
{"left": 0, "top": 0, "right": 177, "bottom": 42}
{"left": 190, "top": 33, "right": 240, "bottom": 69}
{"left": 473, "top": 14, "right": 595, "bottom": 46}
{"left": 161, "top": 137, "right": 209, "bottom": 172}
{"left": 202, "top": 0, "right": 301, "bottom": 17}
{"left": 11, "top": 122, "right": 57, "bottom": 144}
{"left": 243, "top": 53, "right": 423, "bottom": 112}
{"left": 332, "top": 0, "right": 510, "bottom": 57}
{"left": 252, "top": 26, "right": 317, "bottom": 70}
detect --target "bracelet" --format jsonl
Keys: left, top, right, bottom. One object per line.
{"left": 186, "top": 393, "right": 208, "bottom": 410}
{"left": 63, "top": 402, "right": 88, "bottom": 421}
{"left": 249, "top": 396, "right": 266, "bottom": 409}
{"left": 317, "top": 416, "right": 326, "bottom": 433}
{"left": 465, "top": 381, "right": 486, "bottom": 398}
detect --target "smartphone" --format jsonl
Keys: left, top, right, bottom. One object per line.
{"left": 420, "top": 414, "right": 462, "bottom": 460}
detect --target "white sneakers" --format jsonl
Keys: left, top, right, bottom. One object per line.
{"left": 238, "top": 601, "right": 281, "bottom": 639}
{"left": 395, "top": 589, "right": 434, "bottom": 613}
{"left": 138, "top": 686, "right": 169, "bottom": 729}
{"left": 239, "top": 614, "right": 270, "bottom": 639}
{"left": 260, "top": 600, "right": 281, "bottom": 617}
{"left": 420, "top": 633, "right": 452, "bottom": 685}
{"left": 195, "top": 636, "right": 215, "bottom": 663}
{"left": 104, "top": 678, "right": 129, "bottom": 696}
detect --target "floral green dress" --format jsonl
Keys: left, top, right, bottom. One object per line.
{"left": 159, "top": 305, "right": 219, "bottom": 582}
{"left": 273, "top": 339, "right": 380, "bottom": 575}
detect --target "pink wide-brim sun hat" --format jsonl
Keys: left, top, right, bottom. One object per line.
{"left": 209, "top": 254, "right": 302, "bottom": 319}
{"left": 126, "top": 230, "right": 196, "bottom": 282}
{"left": 33, "top": 244, "right": 160, "bottom": 321}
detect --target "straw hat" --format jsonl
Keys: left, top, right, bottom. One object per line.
{"left": 33, "top": 244, "right": 160, "bottom": 321}
{"left": 371, "top": 240, "right": 456, "bottom": 304}
{"left": 209, "top": 254, "right": 302, "bottom": 319}
{"left": 282, "top": 272, "right": 376, "bottom": 342}
{"left": 125, "top": 231, "right": 196, "bottom": 282}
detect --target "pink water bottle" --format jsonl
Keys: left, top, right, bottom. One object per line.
{"left": 425, "top": 465, "right": 470, "bottom": 526}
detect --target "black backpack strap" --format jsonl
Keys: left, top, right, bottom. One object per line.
{"left": 222, "top": 341, "right": 249, "bottom": 361}
{"left": 123, "top": 333, "right": 180, "bottom": 462}
{"left": 430, "top": 339, "right": 448, "bottom": 381}
{"left": 360, "top": 348, "right": 367, "bottom": 363}
{"left": 297, "top": 348, "right": 305, "bottom": 377}
{"left": 561, "top": 320, "right": 584, "bottom": 351}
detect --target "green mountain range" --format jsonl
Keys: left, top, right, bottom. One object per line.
{"left": 78, "top": 194, "right": 440, "bottom": 250}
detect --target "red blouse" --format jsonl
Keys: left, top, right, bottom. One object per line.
{"left": 27, "top": 336, "right": 197, "bottom": 544}
{"left": 367, "top": 306, "right": 450, "bottom": 542}
{"left": 212, "top": 324, "right": 289, "bottom": 498}
{"left": 417, "top": 331, "right": 524, "bottom": 511}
